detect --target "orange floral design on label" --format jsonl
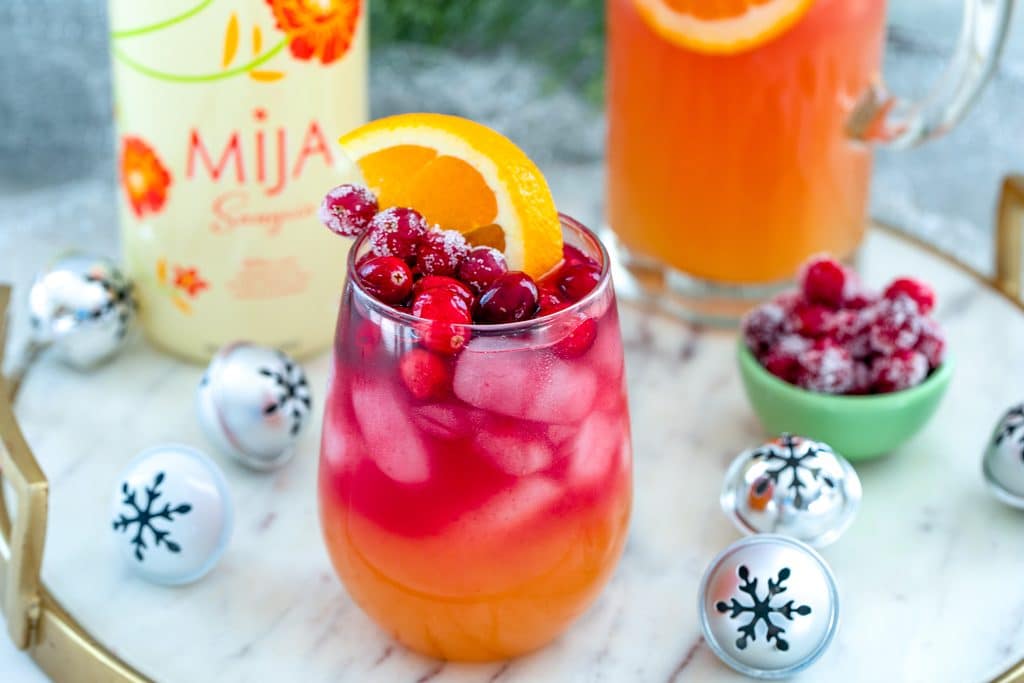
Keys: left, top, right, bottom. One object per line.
{"left": 265, "top": 0, "right": 361, "bottom": 65}
{"left": 156, "top": 259, "right": 210, "bottom": 314}
{"left": 121, "top": 136, "right": 172, "bottom": 218}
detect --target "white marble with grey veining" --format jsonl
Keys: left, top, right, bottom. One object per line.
{"left": 3, "top": 230, "right": 1024, "bottom": 682}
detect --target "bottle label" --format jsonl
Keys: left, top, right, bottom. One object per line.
{"left": 109, "top": 0, "right": 367, "bottom": 360}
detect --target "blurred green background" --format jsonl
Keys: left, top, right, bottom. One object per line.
{"left": 370, "top": 0, "right": 605, "bottom": 100}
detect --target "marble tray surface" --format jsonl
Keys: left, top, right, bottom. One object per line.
{"left": 3, "top": 230, "right": 1024, "bottom": 682}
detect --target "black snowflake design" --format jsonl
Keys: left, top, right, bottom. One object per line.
{"left": 994, "top": 405, "right": 1024, "bottom": 462}
{"left": 716, "top": 565, "right": 812, "bottom": 652}
{"left": 260, "top": 353, "right": 311, "bottom": 436}
{"left": 112, "top": 472, "right": 192, "bottom": 562}
{"left": 750, "top": 434, "right": 836, "bottom": 509}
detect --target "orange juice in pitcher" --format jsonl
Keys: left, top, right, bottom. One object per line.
{"left": 606, "top": 0, "right": 1012, "bottom": 322}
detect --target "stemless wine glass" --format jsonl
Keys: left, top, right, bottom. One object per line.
{"left": 319, "top": 215, "right": 632, "bottom": 661}
{"left": 607, "top": 0, "right": 1012, "bottom": 323}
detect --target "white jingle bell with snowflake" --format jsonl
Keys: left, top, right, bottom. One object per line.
{"left": 111, "top": 444, "right": 233, "bottom": 586}
{"left": 28, "top": 252, "right": 135, "bottom": 368}
{"left": 721, "top": 434, "right": 862, "bottom": 548}
{"left": 698, "top": 535, "right": 840, "bottom": 679}
{"left": 982, "top": 403, "right": 1024, "bottom": 507}
{"left": 196, "top": 342, "right": 312, "bottom": 471}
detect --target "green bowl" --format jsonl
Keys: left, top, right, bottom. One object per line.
{"left": 736, "top": 342, "right": 953, "bottom": 461}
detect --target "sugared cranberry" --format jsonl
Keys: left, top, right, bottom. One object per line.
{"left": 399, "top": 349, "right": 450, "bottom": 400}
{"left": 773, "top": 290, "right": 804, "bottom": 315}
{"left": 791, "top": 302, "right": 833, "bottom": 338}
{"left": 795, "top": 339, "right": 855, "bottom": 394}
{"left": 366, "top": 207, "right": 428, "bottom": 261}
{"left": 412, "top": 275, "right": 475, "bottom": 309}
{"left": 869, "top": 295, "right": 922, "bottom": 355}
{"left": 916, "top": 317, "right": 945, "bottom": 368}
{"left": 457, "top": 246, "right": 508, "bottom": 294}
{"left": 844, "top": 285, "right": 879, "bottom": 310}
{"left": 760, "top": 335, "right": 810, "bottom": 384}
{"left": 411, "top": 287, "right": 473, "bottom": 355}
{"left": 558, "top": 263, "right": 601, "bottom": 302}
{"left": 416, "top": 229, "right": 469, "bottom": 277}
{"left": 476, "top": 272, "right": 539, "bottom": 323}
{"left": 553, "top": 317, "right": 598, "bottom": 358}
{"left": 800, "top": 256, "right": 848, "bottom": 308}
{"left": 742, "top": 303, "right": 786, "bottom": 354}
{"left": 884, "top": 277, "right": 936, "bottom": 314}
{"left": 318, "top": 184, "right": 377, "bottom": 237}
{"left": 355, "top": 255, "right": 413, "bottom": 304}
{"left": 537, "top": 287, "right": 569, "bottom": 316}
{"left": 828, "top": 308, "right": 876, "bottom": 359}
{"left": 871, "top": 349, "right": 928, "bottom": 393}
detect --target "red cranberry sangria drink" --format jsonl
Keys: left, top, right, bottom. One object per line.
{"left": 317, "top": 115, "right": 632, "bottom": 661}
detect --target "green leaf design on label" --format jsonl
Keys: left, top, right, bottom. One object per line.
{"left": 110, "top": 0, "right": 217, "bottom": 39}
{"left": 112, "top": 39, "right": 288, "bottom": 84}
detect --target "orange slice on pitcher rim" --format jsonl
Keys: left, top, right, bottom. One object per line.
{"left": 634, "top": 0, "right": 815, "bottom": 55}
{"left": 338, "top": 113, "right": 563, "bottom": 279}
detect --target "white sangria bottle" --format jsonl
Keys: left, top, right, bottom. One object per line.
{"left": 108, "top": 0, "right": 367, "bottom": 361}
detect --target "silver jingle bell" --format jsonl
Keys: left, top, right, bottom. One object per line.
{"left": 28, "top": 252, "right": 135, "bottom": 368}
{"left": 982, "top": 403, "right": 1024, "bottom": 507}
{"left": 111, "top": 444, "right": 232, "bottom": 586}
{"left": 721, "top": 434, "right": 861, "bottom": 548}
{"left": 698, "top": 535, "right": 840, "bottom": 680}
{"left": 197, "top": 342, "right": 312, "bottom": 471}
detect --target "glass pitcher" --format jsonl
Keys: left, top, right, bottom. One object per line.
{"left": 606, "top": 0, "right": 1013, "bottom": 322}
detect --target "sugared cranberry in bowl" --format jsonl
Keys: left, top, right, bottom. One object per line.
{"left": 738, "top": 255, "right": 953, "bottom": 460}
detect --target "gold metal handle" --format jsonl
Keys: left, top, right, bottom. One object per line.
{"left": 994, "top": 660, "right": 1024, "bottom": 683}
{"left": 997, "top": 174, "right": 1024, "bottom": 304}
{"left": 0, "top": 284, "right": 148, "bottom": 682}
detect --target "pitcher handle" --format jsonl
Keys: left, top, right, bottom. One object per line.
{"left": 848, "top": 0, "right": 1014, "bottom": 148}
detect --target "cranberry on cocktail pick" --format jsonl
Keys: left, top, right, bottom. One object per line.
{"left": 458, "top": 246, "right": 508, "bottom": 294}
{"left": 356, "top": 256, "right": 413, "bottom": 305}
{"left": 319, "top": 183, "right": 378, "bottom": 237}
{"left": 476, "top": 272, "right": 539, "bottom": 324}
{"left": 367, "top": 207, "right": 429, "bottom": 262}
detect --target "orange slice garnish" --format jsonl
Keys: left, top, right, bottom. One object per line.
{"left": 338, "top": 113, "right": 562, "bottom": 279}
{"left": 634, "top": 0, "right": 815, "bottom": 55}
